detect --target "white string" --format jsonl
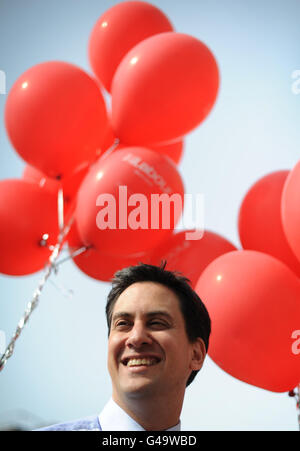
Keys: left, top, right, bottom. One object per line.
{"left": 57, "top": 187, "right": 65, "bottom": 234}
{"left": 0, "top": 243, "right": 60, "bottom": 371}
{"left": 0, "top": 188, "right": 72, "bottom": 372}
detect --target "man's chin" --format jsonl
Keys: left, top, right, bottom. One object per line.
{"left": 120, "top": 378, "right": 161, "bottom": 399}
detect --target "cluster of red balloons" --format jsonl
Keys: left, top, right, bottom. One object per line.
{"left": 196, "top": 163, "right": 300, "bottom": 392}
{"left": 3, "top": 1, "right": 298, "bottom": 395}
{"left": 1, "top": 1, "right": 221, "bottom": 278}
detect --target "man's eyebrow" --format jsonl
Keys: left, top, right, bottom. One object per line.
{"left": 111, "top": 312, "right": 132, "bottom": 322}
{"left": 146, "top": 311, "right": 173, "bottom": 321}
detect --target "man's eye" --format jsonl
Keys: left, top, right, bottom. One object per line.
{"left": 149, "top": 321, "right": 167, "bottom": 327}
{"left": 115, "top": 320, "right": 130, "bottom": 328}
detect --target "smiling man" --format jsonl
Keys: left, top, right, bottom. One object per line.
{"left": 36, "top": 262, "right": 211, "bottom": 431}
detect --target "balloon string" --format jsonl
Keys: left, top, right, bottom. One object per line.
{"left": 48, "top": 278, "right": 74, "bottom": 300}
{"left": 55, "top": 245, "right": 91, "bottom": 267}
{"left": 0, "top": 188, "right": 74, "bottom": 373}
{"left": 99, "top": 137, "right": 120, "bottom": 161}
{"left": 0, "top": 247, "right": 59, "bottom": 372}
{"left": 57, "top": 187, "right": 65, "bottom": 234}
{"left": 289, "top": 383, "right": 300, "bottom": 430}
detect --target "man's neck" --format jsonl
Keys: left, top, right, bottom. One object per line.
{"left": 112, "top": 390, "right": 184, "bottom": 431}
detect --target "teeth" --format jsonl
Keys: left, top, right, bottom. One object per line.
{"left": 127, "top": 358, "right": 156, "bottom": 367}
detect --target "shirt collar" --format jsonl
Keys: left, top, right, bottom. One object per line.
{"left": 98, "top": 398, "right": 181, "bottom": 431}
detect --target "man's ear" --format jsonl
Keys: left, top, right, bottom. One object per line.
{"left": 190, "top": 338, "right": 206, "bottom": 371}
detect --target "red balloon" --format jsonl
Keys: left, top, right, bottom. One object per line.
{"left": 22, "top": 164, "right": 88, "bottom": 207}
{"left": 111, "top": 32, "right": 219, "bottom": 145}
{"left": 282, "top": 160, "right": 300, "bottom": 263}
{"left": 23, "top": 165, "right": 58, "bottom": 195}
{"left": 68, "top": 226, "right": 235, "bottom": 284}
{"left": 75, "top": 147, "right": 184, "bottom": 256}
{"left": 89, "top": 1, "right": 173, "bottom": 93}
{"left": 68, "top": 220, "right": 153, "bottom": 282}
{"left": 196, "top": 250, "right": 300, "bottom": 392}
{"left": 5, "top": 61, "right": 108, "bottom": 179}
{"left": 0, "top": 179, "right": 59, "bottom": 276}
{"left": 238, "top": 171, "right": 300, "bottom": 277}
{"left": 150, "top": 230, "right": 236, "bottom": 288}
{"left": 148, "top": 140, "right": 184, "bottom": 165}
{"left": 112, "top": 140, "right": 184, "bottom": 165}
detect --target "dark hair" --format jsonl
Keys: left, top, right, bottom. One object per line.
{"left": 106, "top": 262, "right": 211, "bottom": 387}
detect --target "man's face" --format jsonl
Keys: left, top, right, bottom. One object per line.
{"left": 108, "top": 281, "right": 204, "bottom": 402}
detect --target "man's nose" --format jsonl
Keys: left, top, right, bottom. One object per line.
{"left": 125, "top": 322, "right": 153, "bottom": 348}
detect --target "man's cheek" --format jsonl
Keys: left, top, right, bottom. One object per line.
{"left": 108, "top": 338, "right": 124, "bottom": 366}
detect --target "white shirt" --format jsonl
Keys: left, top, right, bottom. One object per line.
{"left": 99, "top": 398, "right": 181, "bottom": 431}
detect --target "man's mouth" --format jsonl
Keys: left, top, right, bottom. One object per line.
{"left": 121, "top": 357, "right": 161, "bottom": 367}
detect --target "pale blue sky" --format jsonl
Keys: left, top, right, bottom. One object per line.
{"left": 0, "top": 0, "right": 299, "bottom": 430}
